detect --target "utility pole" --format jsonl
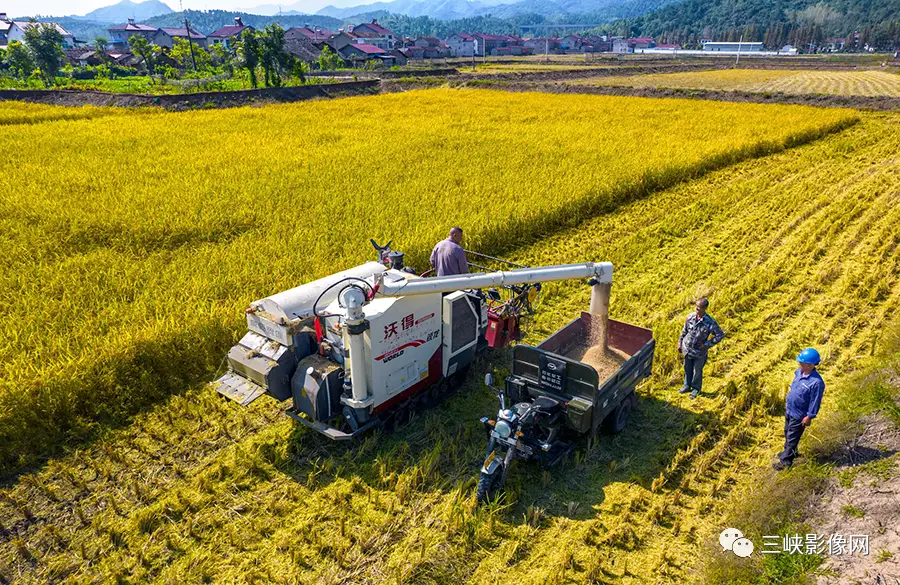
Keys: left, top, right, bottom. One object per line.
{"left": 735, "top": 33, "right": 743, "bottom": 67}
{"left": 178, "top": 2, "right": 197, "bottom": 72}
{"left": 185, "top": 17, "right": 198, "bottom": 71}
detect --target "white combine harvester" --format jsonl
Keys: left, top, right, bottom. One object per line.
{"left": 213, "top": 242, "right": 637, "bottom": 440}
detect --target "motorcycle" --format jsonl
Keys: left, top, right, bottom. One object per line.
{"left": 476, "top": 373, "right": 573, "bottom": 503}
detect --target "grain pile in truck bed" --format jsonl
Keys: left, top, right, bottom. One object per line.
{"left": 561, "top": 312, "right": 629, "bottom": 382}
{"left": 564, "top": 344, "right": 630, "bottom": 382}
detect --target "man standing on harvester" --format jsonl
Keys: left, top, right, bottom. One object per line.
{"left": 774, "top": 348, "right": 825, "bottom": 471}
{"left": 430, "top": 227, "right": 469, "bottom": 277}
{"left": 678, "top": 298, "right": 725, "bottom": 399}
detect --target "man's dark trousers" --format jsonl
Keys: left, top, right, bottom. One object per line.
{"left": 683, "top": 354, "right": 707, "bottom": 393}
{"left": 779, "top": 415, "right": 806, "bottom": 466}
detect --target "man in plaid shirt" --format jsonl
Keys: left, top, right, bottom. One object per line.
{"left": 678, "top": 298, "right": 725, "bottom": 399}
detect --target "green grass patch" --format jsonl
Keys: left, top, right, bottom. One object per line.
{"left": 840, "top": 504, "right": 865, "bottom": 518}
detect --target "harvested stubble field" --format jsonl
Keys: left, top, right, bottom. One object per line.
{"left": 0, "top": 93, "right": 895, "bottom": 585}
{"left": 0, "top": 90, "right": 854, "bottom": 476}
{"left": 576, "top": 68, "right": 900, "bottom": 97}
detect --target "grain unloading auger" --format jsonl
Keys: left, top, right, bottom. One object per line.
{"left": 212, "top": 243, "right": 613, "bottom": 440}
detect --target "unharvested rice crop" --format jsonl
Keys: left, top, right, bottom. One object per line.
{"left": 0, "top": 89, "right": 856, "bottom": 474}
{"left": 577, "top": 68, "right": 900, "bottom": 97}
{"left": 0, "top": 102, "right": 118, "bottom": 126}
{"left": 0, "top": 106, "right": 895, "bottom": 585}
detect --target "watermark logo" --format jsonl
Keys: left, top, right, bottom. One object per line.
{"left": 719, "top": 528, "right": 744, "bottom": 553}
{"left": 761, "top": 533, "right": 869, "bottom": 556}
{"left": 719, "top": 529, "right": 870, "bottom": 558}
{"left": 732, "top": 537, "right": 755, "bottom": 558}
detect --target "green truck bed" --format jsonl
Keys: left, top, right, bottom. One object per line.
{"left": 507, "top": 312, "right": 655, "bottom": 436}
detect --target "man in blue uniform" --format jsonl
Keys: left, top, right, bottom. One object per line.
{"left": 678, "top": 298, "right": 725, "bottom": 399}
{"left": 774, "top": 348, "right": 825, "bottom": 471}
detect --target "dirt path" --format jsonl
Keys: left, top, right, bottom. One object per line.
{"left": 812, "top": 414, "right": 900, "bottom": 584}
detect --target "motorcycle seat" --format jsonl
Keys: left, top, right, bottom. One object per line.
{"left": 532, "top": 395, "right": 562, "bottom": 413}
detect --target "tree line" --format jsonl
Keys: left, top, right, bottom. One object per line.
{"left": 600, "top": 0, "right": 900, "bottom": 50}
{"left": 0, "top": 22, "right": 320, "bottom": 89}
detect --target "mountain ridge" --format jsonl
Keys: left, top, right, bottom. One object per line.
{"left": 73, "top": 0, "right": 174, "bottom": 22}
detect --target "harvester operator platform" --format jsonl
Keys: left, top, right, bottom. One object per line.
{"left": 430, "top": 227, "right": 469, "bottom": 277}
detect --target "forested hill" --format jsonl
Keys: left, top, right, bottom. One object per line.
{"left": 608, "top": 0, "right": 900, "bottom": 49}
{"left": 376, "top": 1, "right": 676, "bottom": 39}
{"left": 142, "top": 10, "right": 342, "bottom": 34}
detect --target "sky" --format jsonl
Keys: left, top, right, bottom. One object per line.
{"left": 6, "top": 0, "right": 354, "bottom": 18}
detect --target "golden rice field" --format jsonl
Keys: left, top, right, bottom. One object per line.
{"left": 0, "top": 96, "right": 895, "bottom": 584}
{"left": 0, "top": 90, "right": 856, "bottom": 475}
{"left": 0, "top": 102, "right": 118, "bottom": 126}
{"left": 577, "top": 68, "right": 900, "bottom": 97}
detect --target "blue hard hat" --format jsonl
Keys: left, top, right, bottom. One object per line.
{"left": 796, "top": 347, "right": 821, "bottom": 365}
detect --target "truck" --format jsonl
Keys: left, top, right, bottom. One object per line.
{"left": 477, "top": 311, "right": 655, "bottom": 502}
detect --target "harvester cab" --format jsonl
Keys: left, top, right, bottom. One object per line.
{"left": 212, "top": 241, "right": 613, "bottom": 442}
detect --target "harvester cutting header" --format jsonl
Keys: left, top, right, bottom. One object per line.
{"left": 213, "top": 241, "right": 640, "bottom": 442}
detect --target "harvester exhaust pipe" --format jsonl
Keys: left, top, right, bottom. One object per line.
{"left": 340, "top": 287, "right": 373, "bottom": 424}
{"left": 589, "top": 279, "right": 611, "bottom": 350}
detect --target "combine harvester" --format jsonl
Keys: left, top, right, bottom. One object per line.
{"left": 213, "top": 243, "right": 654, "bottom": 468}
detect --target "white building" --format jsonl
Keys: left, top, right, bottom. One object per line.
{"left": 702, "top": 41, "right": 764, "bottom": 52}
{"left": 7, "top": 21, "right": 75, "bottom": 48}
{"left": 446, "top": 33, "right": 475, "bottom": 57}
{"left": 0, "top": 17, "right": 10, "bottom": 46}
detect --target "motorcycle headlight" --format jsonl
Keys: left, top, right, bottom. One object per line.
{"left": 495, "top": 420, "right": 512, "bottom": 439}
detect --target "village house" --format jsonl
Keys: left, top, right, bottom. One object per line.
{"left": 627, "top": 36, "right": 656, "bottom": 50}
{"left": 64, "top": 47, "right": 102, "bottom": 66}
{"left": 347, "top": 20, "right": 396, "bottom": 50}
{"left": 153, "top": 27, "right": 207, "bottom": 49}
{"left": 285, "top": 26, "right": 334, "bottom": 42}
{"left": 580, "top": 36, "right": 611, "bottom": 52}
{"left": 7, "top": 20, "right": 75, "bottom": 48}
{"left": 107, "top": 19, "right": 157, "bottom": 49}
{"left": 338, "top": 42, "right": 395, "bottom": 66}
{"left": 284, "top": 37, "right": 324, "bottom": 65}
{"left": 472, "top": 33, "right": 507, "bottom": 56}
{"left": 560, "top": 34, "right": 582, "bottom": 51}
{"left": 389, "top": 48, "right": 408, "bottom": 65}
{"left": 446, "top": 33, "right": 475, "bottom": 57}
{"left": 0, "top": 15, "right": 10, "bottom": 46}
{"left": 208, "top": 17, "right": 252, "bottom": 49}
{"left": 326, "top": 30, "right": 358, "bottom": 52}
{"left": 411, "top": 36, "right": 450, "bottom": 58}
{"left": 524, "top": 38, "right": 561, "bottom": 53}
{"left": 491, "top": 45, "right": 533, "bottom": 56}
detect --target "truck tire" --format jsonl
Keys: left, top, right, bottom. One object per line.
{"left": 604, "top": 391, "right": 636, "bottom": 434}
{"left": 475, "top": 470, "right": 503, "bottom": 503}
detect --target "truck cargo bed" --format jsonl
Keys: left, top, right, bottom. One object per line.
{"left": 509, "top": 312, "right": 655, "bottom": 436}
